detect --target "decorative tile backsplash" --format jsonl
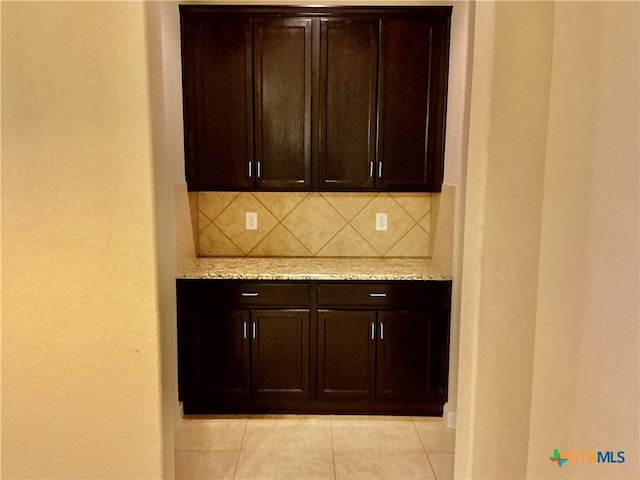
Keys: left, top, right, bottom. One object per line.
{"left": 193, "top": 192, "right": 433, "bottom": 257}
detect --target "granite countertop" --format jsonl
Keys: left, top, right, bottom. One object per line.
{"left": 178, "top": 257, "right": 452, "bottom": 281}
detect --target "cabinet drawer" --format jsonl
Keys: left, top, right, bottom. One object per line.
{"left": 317, "top": 281, "right": 451, "bottom": 309}
{"left": 177, "top": 280, "right": 310, "bottom": 307}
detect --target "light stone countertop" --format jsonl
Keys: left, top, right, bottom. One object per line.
{"left": 178, "top": 257, "right": 452, "bottom": 281}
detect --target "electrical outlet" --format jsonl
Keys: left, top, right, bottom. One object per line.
{"left": 246, "top": 212, "right": 258, "bottom": 230}
{"left": 375, "top": 212, "right": 388, "bottom": 231}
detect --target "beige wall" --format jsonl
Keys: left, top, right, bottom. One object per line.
{"left": 146, "top": 2, "right": 194, "bottom": 478}
{"left": 456, "top": 1, "right": 554, "bottom": 478}
{"left": 2, "top": 2, "right": 167, "bottom": 478}
{"left": 458, "top": 1, "right": 639, "bottom": 479}
{"left": 527, "top": 2, "right": 639, "bottom": 479}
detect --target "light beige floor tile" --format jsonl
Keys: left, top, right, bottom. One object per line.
{"left": 414, "top": 423, "right": 456, "bottom": 453}
{"left": 175, "top": 451, "right": 239, "bottom": 480}
{"left": 428, "top": 453, "right": 454, "bottom": 480}
{"left": 330, "top": 415, "right": 415, "bottom": 422}
{"left": 235, "top": 451, "right": 334, "bottom": 480}
{"left": 241, "top": 418, "right": 332, "bottom": 452}
{"left": 175, "top": 419, "right": 247, "bottom": 451}
{"left": 331, "top": 420, "right": 424, "bottom": 453}
{"left": 334, "top": 451, "right": 436, "bottom": 479}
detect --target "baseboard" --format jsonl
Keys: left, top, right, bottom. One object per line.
{"left": 175, "top": 401, "right": 184, "bottom": 431}
{"left": 443, "top": 402, "right": 456, "bottom": 428}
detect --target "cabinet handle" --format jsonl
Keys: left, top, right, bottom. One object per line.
{"left": 248, "top": 161, "right": 252, "bottom": 178}
{"left": 378, "top": 161, "right": 383, "bottom": 178}
{"left": 241, "top": 292, "right": 259, "bottom": 297}
{"left": 369, "top": 161, "right": 374, "bottom": 178}
{"left": 252, "top": 322, "right": 257, "bottom": 339}
{"left": 371, "top": 322, "right": 375, "bottom": 340}
{"left": 257, "top": 161, "right": 262, "bottom": 178}
{"left": 380, "top": 322, "right": 384, "bottom": 340}
{"left": 369, "top": 293, "right": 387, "bottom": 298}
{"left": 243, "top": 321, "right": 248, "bottom": 339}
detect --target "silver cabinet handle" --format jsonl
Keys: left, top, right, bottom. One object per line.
{"left": 369, "top": 161, "right": 374, "bottom": 178}
{"left": 369, "top": 293, "right": 387, "bottom": 298}
{"left": 248, "top": 161, "right": 252, "bottom": 178}
{"left": 243, "top": 321, "right": 248, "bottom": 339}
{"left": 371, "top": 322, "right": 375, "bottom": 340}
{"left": 252, "top": 322, "right": 257, "bottom": 339}
{"left": 241, "top": 292, "right": 259, "bottom": 297}
{"left": 257, "top": 161, "right": 262, "bottom": 178}
{"left": 378, "top": 161, "right": 383, "bottom": 178}
{"left": 380, "top": 322, "right": 384, "bottom": 340}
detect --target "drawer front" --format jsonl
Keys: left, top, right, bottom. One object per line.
{"left": 178, "top": 280, "right": 310, "bottom": 307}
{"left": 317, "top": 281, "right": 451, "bottom": 309}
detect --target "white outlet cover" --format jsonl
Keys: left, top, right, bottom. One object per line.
{"left": 246, "top": 212, "right": 258, "bottom": 230}
{"left": 376, "top": 212, "right": 388, "bottom": 231}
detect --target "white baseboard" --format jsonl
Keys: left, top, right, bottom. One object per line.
{"left": 175, "top": 401, "right": 184, "bottom": 431}
{"left": 446, "top": 412, "right": 457, "bottom": 428}
{"left": 443, "top": 402, "right": 456, "bottom": 428}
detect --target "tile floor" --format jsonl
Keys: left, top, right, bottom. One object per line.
{"left": 175, "top": 415, "right": 455, "bottom": 480}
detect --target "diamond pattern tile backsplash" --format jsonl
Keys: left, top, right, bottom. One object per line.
{"left": 194, "top": 192, "right": 433, "bottom": 257}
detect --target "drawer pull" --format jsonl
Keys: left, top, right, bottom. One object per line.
{"left": 241, "top": 292, "right": 259, "bottom": 297}
{"left": 369, "top": 293, "right": 387, "bottom": 298}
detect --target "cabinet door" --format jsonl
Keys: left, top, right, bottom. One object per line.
{"left": 181, "top": 308, "right": 251, "bottom": 409}
{"left": 317, "top": 310, "right": 376, "bottom": 400}
{"left": 318, "top": 18, "right": 378, "bottom": 190}
{"left": 251, "top": 310, "right": 310, "bottom": 399}
{"left": 376, "top": 311, "right": 436, "bottom": 402}
{"left": 254, "top": 19, "right": 312, "bottom": 190}
{"left": 181, "top": 14, "right": 253, "bottom": 190}
{"left": 377, "top": 17, "right": 450, "bottom": 191}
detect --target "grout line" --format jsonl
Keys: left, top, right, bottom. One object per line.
{"left": 252, "top": 191, "right": 310, "bottom": 221}
{"left": 382, "top": 223, "right": 428, "bottom": 257}
{"left": 259, "top": 220, "right": 314, "bottom": 257}
{"left": 308, "top": 196, "right": 352, "bottom": 255}
{"left": 413, "top": 418, "right": 441, "bottom": 480}
{"left": 318, "top": 191, "right": 377, "bottom": 223}
{"left": 202, "top": 221, "right": 247, "bottom": 256}
{"left": 200, "top": 191, "right": 241, "bottom": 223}
{"left": 329, "top": 418, "right": 337, "bottom": 480}
{"left": 231, "top": 419, "right": 249, "bottom": 480}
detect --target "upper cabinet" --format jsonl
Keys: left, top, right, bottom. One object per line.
{"left": 254, "top": 18, "right": 312, "bottom": 190}
{"left": 180, "top": 6, "right": 451, "bottom": 192}
{"left": 317, "top": 18, "right": 379, "bottom": 190}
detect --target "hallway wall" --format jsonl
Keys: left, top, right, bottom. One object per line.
{"left": 1, "top": 3, "right": 166, "bottom": 477}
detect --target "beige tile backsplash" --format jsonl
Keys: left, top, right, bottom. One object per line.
{"left": 192, "top": 192, "right": 433, "bottom": 257}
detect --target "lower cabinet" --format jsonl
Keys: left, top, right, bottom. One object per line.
{"left": 177, "top": 279, "right": 451, "bottom": 415}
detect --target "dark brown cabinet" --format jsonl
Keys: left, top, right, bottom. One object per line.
{"left": 180, "top": 308, "right": 250, "bottom": 405}
{"left": 180, "top": 6, "right": 451, "bottom": 192}
{"left": 316, "top": 281, "right": 450, "bottom": 412}
{"left": 376, "top": 311, "right": 438, "bottom": 401}
{"left": 176, "top": 280, "right": 311, "bottom": 413}
{"left": 180, "top": 13, "right": 253, "bottom": 190}
{"left": 254, "top": 18, "right": 312, "bottom": 189}
{"left": 317, "top": 18, "right": 379, "bottom": 190}
{"left": 317, "top": 310, "right": 376, "bottom": 400}
{"left": 251, "top": 309, "right": 310, "bottom": 400}
{"left": 377, "top": 18, "right": 450, "bottom": 191}
{"left": 177, "top": 278, "right": 451, "bottom": 415}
